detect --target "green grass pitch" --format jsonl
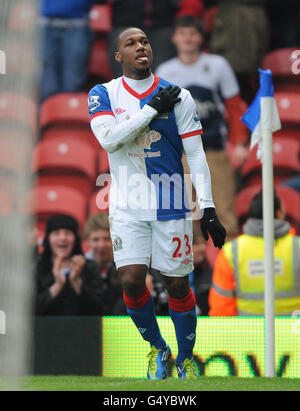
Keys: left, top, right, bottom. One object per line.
{"left": 17, "top": 376, "right": 300, "bottom": 391}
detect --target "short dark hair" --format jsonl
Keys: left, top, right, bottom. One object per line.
{"left": 173, "top": 15, "right": 204, "bottom": 36}
{"left": 248, "top": 189, "right": 282, "bottom": 219}
{"left": 114, "top": 26, "right": 147, "bottom": 52}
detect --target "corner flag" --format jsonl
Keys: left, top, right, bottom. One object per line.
{"left": 241, "top": 69, "right": 281, "bottom": 159}
{"left": 241, "top": 68, "right": 282, "bottom": 378}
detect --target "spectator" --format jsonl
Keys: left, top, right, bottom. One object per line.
{"left": 39, "top": 0, "right": 94, "bottom": 102}
{"left": 84, "top": 213, "right": 124, "bottom": 314}
{"left": 156, "top": 15, "right": 248, "bottom": 239}
{"left": 35, "top": 214, "right": 106, "bottom": 316}
{"left": 209, "top": 189, "right": 300, "bottom": 316}
{"left": 209, "top": 0, "right": 270, "bottom": 104}
{"left": 107, "top": 0, "right": 203, "bottom": 77}
{"left": 192, "top": 229, "right": 213, "bottom": 316}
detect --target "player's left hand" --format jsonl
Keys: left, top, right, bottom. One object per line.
{"left": 200, "top": 208, "right": 226, "bottom": 249}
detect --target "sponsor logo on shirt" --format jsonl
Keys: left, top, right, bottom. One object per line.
{"left": 135, "top": 129, "right": 161, "bottom": 150}
{"left": 88, "top": 95, "right": 101, "bottom": 111}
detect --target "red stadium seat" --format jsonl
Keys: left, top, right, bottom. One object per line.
{"left": 23, "top": 185, "right": 87, "bottom": 229}
{"left": 0, "top": 93, "right": 37, "bottom": 132}
{"left": 36, "top": 174, "right": 93, "bottom": 198}
{"left": 202, "top": 6, "right": 218, "bottom": 34}
{"left": 89, "top": 183, "right": 110, "bottom": 216}
{"left": 98, "top": 147, "right": 110, "bottom": 175}
{"left": 89, "top": 5, "right": 111, "bottom": 33}
{"left": 275, "top": 92, "right": 300, "bottom": 128}
{"left": 235, "top": 185, "right": 300, "bottom": 233}
{"left": 42, "top": 127, "right": 99, "bottom": 151}
{"left": 241, "top": 137, "right": 300, "bottom": 185}
{"left": 32, "top": 136, "right": 97, "bottom": 181}
{"left": 8, "top": 2, "right": 36, "bottom": 31}
{"left": 40, "top": 93, "right": 89, "bottom": 129}
{"left": 32, "top": 137, "right": 97, "bottom": 196}
{"left": 263, "top": 48, "right": 300, "bottom": 92}
{"left": 89, "top": 40, "right": 112, "bottom": 81}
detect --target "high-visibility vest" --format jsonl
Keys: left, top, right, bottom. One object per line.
{"left": 223, "top": 233, "right": 300, "bottom": 316}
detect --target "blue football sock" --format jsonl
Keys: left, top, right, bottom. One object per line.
{"left": 126, "top": 296, "right": 166, "bottom": 350}
{"left": 169, "top": 306, "right": 197, "bottom": 365}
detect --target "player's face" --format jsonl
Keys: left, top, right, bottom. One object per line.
{"left": 49, "top": 229, "right": 76, "bottom": 259}
{"left": 172, "top": 26, "right": 203, "bottom": 54}
{"left": 87, "top": 229, "right": 113, "bottom": 264}
{"left": 115, "top": 28, "right": 153, "bottom": 79}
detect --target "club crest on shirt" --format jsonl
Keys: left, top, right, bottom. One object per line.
{"left": 135, "top": 129, "right": 161, "bottom": 150}
{"left": 88, "top": 95, "right": 101, "bottom": 111}
{"left": 113, "top": 236, "right": 122, "bottom": 251}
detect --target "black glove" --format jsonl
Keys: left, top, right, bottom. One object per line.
{"left": 147, "top": 85, "right": 181, "bottom": 115}
{"left": 200, "top": 208, "right": 226, "bottom": 249}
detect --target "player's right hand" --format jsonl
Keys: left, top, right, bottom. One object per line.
{"left": 147, "top": 85, "right": 181, "bottom": 115}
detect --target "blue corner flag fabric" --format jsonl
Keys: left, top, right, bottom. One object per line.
{"left": 241, "top": 69, "right": 281, "bottom": 158}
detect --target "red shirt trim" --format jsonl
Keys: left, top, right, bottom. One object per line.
{"left": 122, "top": 75, "right": 160, "bottom": 100}
{"left": 90, "top": 111, "right": 115, "bottom": 121}
{"left": 181, "top": 129, "right": 203, "bottom": 139}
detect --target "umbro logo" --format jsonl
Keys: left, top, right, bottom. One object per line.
{"left": 186, "top": 333, "right": 195, "bottom": 341}
{"left": 181, "top": 258, "right": 192, "bottom": 265}
{"left": 138, "top": 327, "right": 147, "bottom": 334}
{"left": 115, "top": 107, "right": 126, "bottom": 114}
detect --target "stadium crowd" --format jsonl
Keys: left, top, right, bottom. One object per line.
{"left": 1, "top": 0, "right": 300, "bottom": 317}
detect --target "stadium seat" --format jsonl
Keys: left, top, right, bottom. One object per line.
{"left": 275, "top": 92, "right": 300, "bottom": 128}
{"left": 98, "top": 147, "right": 110, "bottom": 175}
{"left": 89, "top": 4, "right": 111, "bottom": 33}
{"left": 89, "top": 40, "right": 112, "bottom": 81}
{"left": 89, "top": 184, "right": 110, "bottom": 216}
{"left": 235, "top": 185, "right": 300, "bottom": 233}
{"left": 8, "top": 1, "right": 36, "bottom": 31}
{"left": 23, "top": 185, "right": 87, "bottom": 229}
{"left": 40, "top": 93, "right": 89, "bottom": 129}
{"left": 263, "top": 48, "right": 300, "bottom": 92}
{"left": 32, "top": 137, "right": 97, "bottom": 196}
{"left": 32, "top": 136, "right": 97, "bottom": 181}
{"left": 36, "top": 174, "right": 94, "bottom": 199}
{"left": 41, "top": 127, "right": 99, "bottom": 151}
{"left": 202, "top": 6, "right": 218, "bottom": 34}
{"left": 0, "top": 93, "right": 37, "bottom": 132}
{"left": 241, "top": 137, "right": 300, "bottom": 185}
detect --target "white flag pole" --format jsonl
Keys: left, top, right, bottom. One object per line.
{"left": 261, "top": 101, "right": 275, "bottom": 378}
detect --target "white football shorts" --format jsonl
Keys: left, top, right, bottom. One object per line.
{"left": 109, "top": 217, "right": 194, "bottom": 277}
